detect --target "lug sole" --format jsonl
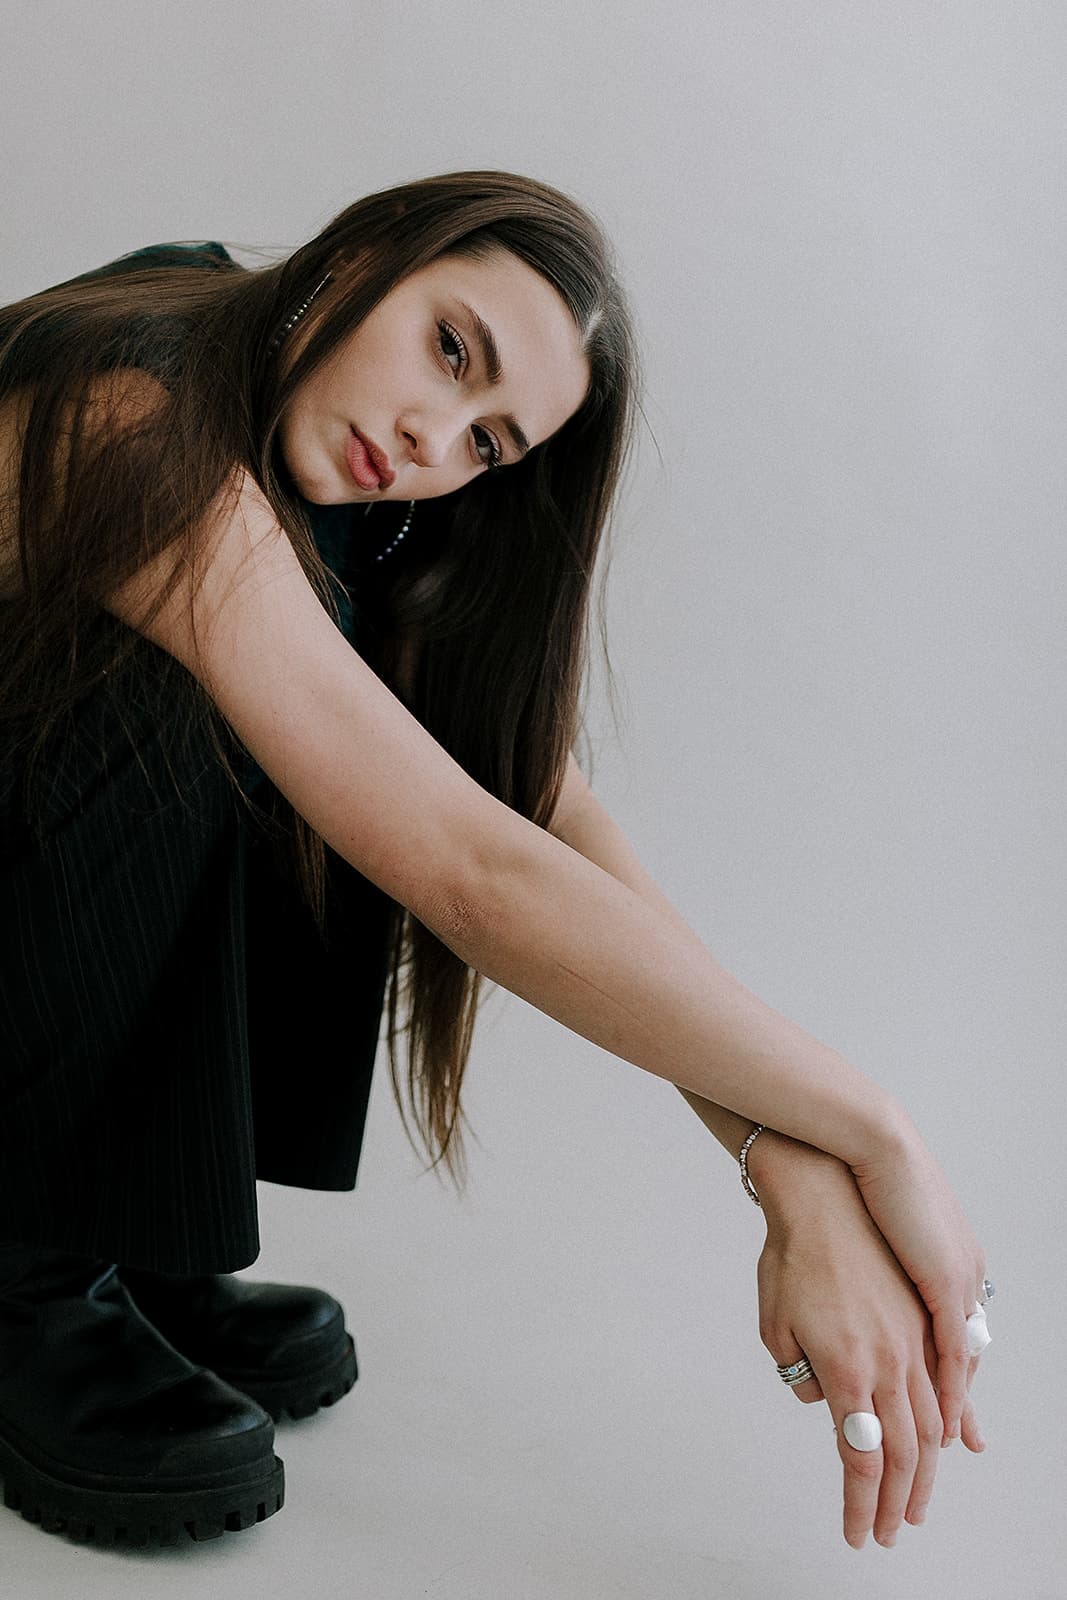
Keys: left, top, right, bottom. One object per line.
{"left": 0, "top": 1427, "right": 284, "bottom": 1546}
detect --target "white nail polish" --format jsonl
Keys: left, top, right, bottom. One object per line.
{"left": 966, "top": 1309, "right": 992, "bottom": 1356}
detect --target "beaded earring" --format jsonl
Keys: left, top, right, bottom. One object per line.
{"left": 364, "top": 500, "right": 415, "bottom": 562}
{"left": 267, "top": 272, "right": 333, "bottom": 356}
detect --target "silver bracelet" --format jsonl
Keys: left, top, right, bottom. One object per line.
{"left": 738, "top": 1124, "right": 766, "bottom": 1207}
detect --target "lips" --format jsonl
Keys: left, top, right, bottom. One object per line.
{"left": 347, "top": 427, "right": 396, "bottom": 491}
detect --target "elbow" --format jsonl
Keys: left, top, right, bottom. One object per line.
{"left": 407, "top": 815, "right": 529, "bottom": 967}
{"left": 420, "top": 887, "right": 486, "bottom": 956}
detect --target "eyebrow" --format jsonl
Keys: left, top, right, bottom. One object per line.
{"left": 457, "top": 300, "right": 531, "bottom": 459}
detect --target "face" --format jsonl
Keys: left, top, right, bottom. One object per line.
{"left": 277, "top": 248, "right": 591, "bottom": 505}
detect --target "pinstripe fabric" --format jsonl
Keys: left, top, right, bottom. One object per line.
{"left": 1, "top": 533, "right": 395, "bottom": 1276}
{"left": 1, "top": 243, "right": 403, "bottom": 1273}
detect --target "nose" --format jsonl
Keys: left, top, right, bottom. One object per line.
{"left": 399, "top": 411, "right": 456, "bottom": 471}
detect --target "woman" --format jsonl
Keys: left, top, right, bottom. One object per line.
{"left": 0, "top": 171, "right": 988, "bottom": 1552}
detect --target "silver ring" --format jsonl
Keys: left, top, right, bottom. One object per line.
{"left": 776, "top": 1356, "right": 815, "bottom": 1387}
{"left": 979, "top": 1277, "right": 995, "bottom": 1305}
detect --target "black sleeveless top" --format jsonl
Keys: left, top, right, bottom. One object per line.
{"left": 0, "top": 244, "right": 397, "bottom": 1276}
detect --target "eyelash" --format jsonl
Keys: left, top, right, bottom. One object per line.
{"left": 437, "top": 319, "right": 503, "bottom": 470}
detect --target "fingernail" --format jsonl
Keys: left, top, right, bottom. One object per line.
{"left": 876, "top": 1533, "right": 897, "bottom": 1548}
{"left": 909, "top": 1512, "right": 925, "bottom": 1526}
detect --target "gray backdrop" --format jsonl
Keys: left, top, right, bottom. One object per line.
{"left": 2, "top": 3, "right": 1063, "bottom": 1596}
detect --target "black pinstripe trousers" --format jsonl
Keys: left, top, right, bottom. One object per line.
{"left": 0, "top": 636, "right": 393, "bottom": 1275}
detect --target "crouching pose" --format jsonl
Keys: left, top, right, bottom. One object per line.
{"left": 0, "top": 170, "right": 988, "bottom": 1552}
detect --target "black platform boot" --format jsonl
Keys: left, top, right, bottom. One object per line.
{"left": 0, "top": 1243, "right": 284, "bottom": 1546}
{"left": 119, "top": 1267, "right": 357, "bottom": 1422}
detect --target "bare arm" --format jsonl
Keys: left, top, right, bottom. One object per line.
{"left": 94, "top": 440, "right": 982, "bottom": 1428}
{"left": 98, "top": 461, "right": 981, "bottom": 1447}
{"left": 103, "top": 468, "right": 897, "bottom": 1168}
{"left": 546, "top": 753, "right": 830, "bottom": 1189}
{"left": 546, "top": 763, "right": 859, "bottom": 1244}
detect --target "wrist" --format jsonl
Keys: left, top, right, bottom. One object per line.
{"left": 850, "top": 1094, "right": 921, "bottom": 1174}
{"left": 745, "top": 1129, "right": 851, "bottom": 1221}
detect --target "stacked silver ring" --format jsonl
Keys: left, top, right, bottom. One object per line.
{"left": 777, "top": 1356, "right": 815, "bottom": 1387}
{"left": 980, "top": 1278, "right": 995, "bottom": 1305}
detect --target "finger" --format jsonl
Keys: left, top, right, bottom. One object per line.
{"left": 963, "top": 1269, "right": 992, "bottom": 1440}
{"left": 960, "top": 1396, "right": 986, "bottom": 1454}
{"left": 931, "top": 1305, "right": 970, "bottom": 1443}
{"left": 927, "top": 1323, "right": 984, "bottom": 1452}
{"left": 961, "top": 1277, "right": 990, "bottom": 1451}
{"left": 829, "top": 1397, "right": 884, "bottom": 1550}
{"left": 922, "top": 1325, "right": 939, "bottom": 1389}
{"left": 903, "top": 1367, "right": 945, "bottom": 1527}
{"left": 788, "top": 1372, "right": 824, "bottom": 1403}
{"left": 869, "top": 1384, "right": 919, "bottom": 1547}
{"left": 765, "top": 1333, "right": 825, "bottom": 1405}
{"left": 966, "top": 1304, "right": 992, "bottom": 1358}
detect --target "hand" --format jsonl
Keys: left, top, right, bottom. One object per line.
{"left": 751, "top": 1133, "right": 986, "bottom": 1549}
{"left": 848, "top": 1111, "right": 988, "bottom": 1443}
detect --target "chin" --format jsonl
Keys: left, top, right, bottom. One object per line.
{"left": 276, "top": 432, "right": 346, "bottom": 506}
{"left": 291, "top": 457, "right": 358, "bottom": 507}
{"left": 302, "top": 483, "right": 356, "bottom": 507}
{"left": 290, "top": 479, "right": 342, "bottom": 508}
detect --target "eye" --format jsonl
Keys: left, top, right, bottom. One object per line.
{"left": 472, "top": 424, "right": 503, "bottom": 470}
{"left": 438, "top": 319, "right": 467, "bottom": 375}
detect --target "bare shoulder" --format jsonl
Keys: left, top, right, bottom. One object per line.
{"left": 0, "top": 363, "right": 290, "bottom": 686}
{"left": 0, "top": 367, "right": 171, "bottom": 596}
{"left": 103, "top": 461, "right": 293, "bottom": 677}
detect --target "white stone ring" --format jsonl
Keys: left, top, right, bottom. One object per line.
{"left": 841, "top": 1412, "right": 883, "bottom": 1452}
{"left": 966, "top": 1301, "right": 993, "bottom": 1357}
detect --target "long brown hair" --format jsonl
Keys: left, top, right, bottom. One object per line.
{"left": 0, "top": 171, "right": 639, "bottom": 1187}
